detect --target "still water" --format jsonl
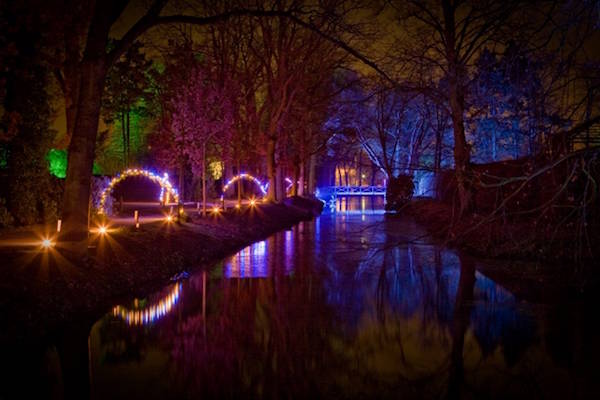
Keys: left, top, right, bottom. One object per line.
{"left": 6, "top": 197, "right": 600, "bottom": 399}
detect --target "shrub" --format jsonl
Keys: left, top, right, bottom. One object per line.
{"left": 0, "top": 198, "right": 14, "bottom": 228}
{"left": 385, "top": 175, "right": 414, "bottom": 211}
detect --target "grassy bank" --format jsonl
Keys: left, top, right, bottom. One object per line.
{"left": 404, "top": 198, "right": 599, "bottom": 296}
{"left": 0, "top": 199, "right": 323, "bottom": 343}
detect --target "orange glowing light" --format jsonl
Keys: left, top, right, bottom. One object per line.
{"left": 249, "top": 198, "right": 257, "bottom": 207}
{"left": 166, "top": 215, "right": 174, "bottom": 222}
{"left": 235, "top": 204, "right": 241, "bottom": 209}
{"left": 98, "top": 226, "right": 108, "bottom": 234}
{"left": 41, "top": 238, "right": 54, "bottom": 249}
{"left": 212, "top": 206, "right": 221, "bottom": 213}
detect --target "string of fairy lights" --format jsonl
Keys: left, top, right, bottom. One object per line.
{"left": 97, "top": 168, "right": 179, "bottom": 215}
{"left": 39, "top": 171, "right": 295, "bottom": 249}
{"left": 220, "top": 173, "right": 268, "bottom": 201}
{"left": 220, "top": 174, "right": 294, "bottom": 200}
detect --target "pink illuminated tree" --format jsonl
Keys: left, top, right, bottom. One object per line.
{"left": 165, "top": 66, "right": 234, "bottom": 215}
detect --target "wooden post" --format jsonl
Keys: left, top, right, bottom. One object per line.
{"left": 134, "top": 210, "right": 139, "bottom": 229}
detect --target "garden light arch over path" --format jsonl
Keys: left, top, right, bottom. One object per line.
{"left": 220, "top": 173, "right": 267, "bottom": 201}
{"left": 97, "top": 168, "right": 179, "bottom": 214}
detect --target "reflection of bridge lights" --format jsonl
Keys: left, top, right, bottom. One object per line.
{"left": 41, "top": 238, "right": 53, "bottom": 249}
{"left": 112, "top": 283, "right": 182, "bottom": 326}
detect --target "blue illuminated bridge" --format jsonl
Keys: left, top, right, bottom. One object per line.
{"left": 316, "top": 186, "right": 386, "bottom": 202}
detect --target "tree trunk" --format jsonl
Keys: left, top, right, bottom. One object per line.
{"left": 344, "top": 163, "right": 349, "bottom": 186}
{"left": 308, "top": 153, "right": 316, "bottom": 195}
{"left": 434, "top": 127, "right": 442, "bottom": 173}
{"left": 178, "top": 160, "right": 185, "bottom": 202}
{"left": 371, "top": 164, "right": 376, "bottom": 186}
{"left": 266, "top": 137, "right": 277, "bottom": 202}
{"left": 297, "top": 160, "right": 305, "bottom": 196}
{"left": 126, "top": 107, "right": 131, "bottom": 166}
{"left": 444, "top": 0, "right": 472, "bottom": 216}
{"left": 236, "top": 157, "right": 242, "bottom": 206}
{"left": 202, "top": 142, "right": 207, "bottom": 216}
{"left": 358, "top": 151, "right": 363, "bottom": 186}
{"left": 62, "top": 69, "right": 81, "bottom": 149}
{"left": 61, "top": 59, "right": 107, "bottom": 247}
{"left": 275, "top": 165, "right": 284, "bottom": 201}
{"left": 449, "top": 81, "right": 472, "bottom": 216}
{"left": 121, "top": 111, "right": 127, "bottom": 168}
{"left": 291, "top": 162, "right": 299, "bottom": 196}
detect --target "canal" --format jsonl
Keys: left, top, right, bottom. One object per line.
{"left": 4, "top": 197, "right": 600, "bottom": 399}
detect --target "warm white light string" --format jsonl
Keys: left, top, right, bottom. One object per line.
{"left": 97, "top": 169, "right": 179, "bottom": 214}
{"left": 220, "top": 173, "right": 268, "bottom": 200}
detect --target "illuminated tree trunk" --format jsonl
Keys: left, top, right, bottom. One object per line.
{"left": 297, "top": 160, "right": 305, "bottom": 196}
{"left": 358, "top": 151, "right": 363, "bottom": 186}
{"left": 266, "top": 136, "right": 277, "bottom": 202}
{"left": 62, "top": 59, "right": 107, "bottom": 245}
{"left": 291, "top": 162, "right": 299, "bottom": 196}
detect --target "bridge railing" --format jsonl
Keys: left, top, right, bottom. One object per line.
{"left": 318, "top": 186, "right": 387, "bottom": 197}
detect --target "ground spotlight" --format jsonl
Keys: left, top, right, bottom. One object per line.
{"left": 41, "top": 238, "right": 54, "bottom": 249}
{"left": 249, "top": 198, "right": 257, "bottom": 207}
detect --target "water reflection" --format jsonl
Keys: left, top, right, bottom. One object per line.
{"left": 333, "top": 195, "right": 386, "bottom": 214}
{"left": 224, "top": 228, "right": 297, "bottom": 278}
{"left": 112, "top": 283, "right": 182, "bottom": 326}
{"left": 3, "top": 197, "right": 599, "bottom": 399}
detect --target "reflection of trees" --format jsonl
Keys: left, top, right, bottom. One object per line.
{"left": 168, "top": 274, "right": 336, "bottom": 397}
{"left": 447, "top": 253, "right": 476, "bottom": 399}
{"left": 354, "top": 218, "right": 539, "bottom": 398}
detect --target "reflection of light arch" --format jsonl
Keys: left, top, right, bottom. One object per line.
{"left": 97, "top": 168, "right": 179, "bottom": 214}
{"left": 220, "top": 173, "right": 267, "bottom": 200}
{"left": 112, "top": 282, "right": 182, "bottom": 326}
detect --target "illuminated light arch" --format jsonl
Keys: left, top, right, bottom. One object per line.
{"left": 263, "top": 177, "right": 294, "bottom": 193}
{"left": 220, "top": 173, "right": 267, "bottom": 200}
{"left": 112, "top": 283, "right": 182, "bottom": 326}
{"left": 97, "top": 168, "right": 179, "bottom": 214}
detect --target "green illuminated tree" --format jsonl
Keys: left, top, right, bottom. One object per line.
{"left": 102, "top": 42, "right": 153, "bottom": 168}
